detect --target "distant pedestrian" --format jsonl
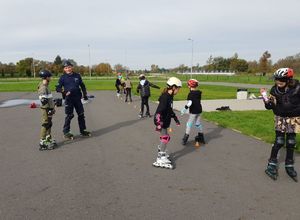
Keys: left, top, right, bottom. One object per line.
{"left": 115, "top": 73, "right": 122, "bottom": 98}
{"left": 124, "top": 76, "right": 133, "bottom": 102}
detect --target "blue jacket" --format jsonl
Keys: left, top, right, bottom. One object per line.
{"left": 56, "top": 72, "right": 87, "bottom": 98}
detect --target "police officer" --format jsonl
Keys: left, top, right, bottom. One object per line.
{"left": 56, "top": 60, "right": 91, "bottom": 139}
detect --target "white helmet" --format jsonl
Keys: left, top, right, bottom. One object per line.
{"left": 167, "top": 77, "right": 182, "bottom": 88}
{"left": 274, "top": 68, "right": 294, "bottom": 80}
{"left": 139, "top": 74, "right": 145, "bottom": 80}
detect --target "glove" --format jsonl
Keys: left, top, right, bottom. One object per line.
{"left": 156, "top": 124, "right": 162, "bottom": 131}
{"left": 181, "top": 108, "right": 187, "bottom": 115}
{"left": 173, "top": 115, "right": 180, "bottom": 126}
{"left": 47, "top": 109, "right": 55, "bottom": 115}
{"left": 83, "top": 95, "right": 88, "bottom": 101}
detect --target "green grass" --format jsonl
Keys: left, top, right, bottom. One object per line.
{"left": 0, "top": 74, "right": 275, "bottom": 84}
{"left": 0, "top": 79, "right": 261, "bottom": 101}
{"left": 202, "top": 110, "right": 300, "bottom": 151}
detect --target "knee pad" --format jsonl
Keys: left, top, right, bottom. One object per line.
{"left": 286, "top": 134, "right": 296, "bottom": 149}
{"left": 66, "top": 114, "right": 74, "bottom": 120}
{"left": 186, "top": 122, "right": 193, "bottom": 128}
{"left": 195, "top": 123, "right": 202, "bottom": 130}
{"left": 42, "top": 121, "right": 52, "bottom": 129}
{"left": 160, "top": 135, "right": 170, "bottom": 144}
{"left": 78, "top": 112, "right": 85, "bottom": 119}
{"left": 273, "top": 136, "right": 284, "bottom": 150}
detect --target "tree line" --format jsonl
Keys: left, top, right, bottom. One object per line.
{"left": 1, "top": 51, "right": 300, "bottom": 77}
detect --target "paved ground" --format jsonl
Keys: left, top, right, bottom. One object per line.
{"left": 199, "top": 82, "right": 272, "bottom": 89}
{"left": 173, "top": 99, "right": 266, "bottom": 112}
{"left": 0, "top": 91, "right": 299, "bottom": 220}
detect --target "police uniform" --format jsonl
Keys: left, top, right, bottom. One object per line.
{"left": 56, "top": 71, "right": 88, "bottom": 135}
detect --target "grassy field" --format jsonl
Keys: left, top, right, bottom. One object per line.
{"left": 202, "top": 110, "right": 300, "bottom": 151}
{"left": 0, "top": 73, "right": 275, "bottom": 84}
{"left": 0, "top": 79, "right": 260, "bottom": 101}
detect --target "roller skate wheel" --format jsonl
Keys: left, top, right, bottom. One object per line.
{"left": 195, "top": 142, "right": 200, "bottom": 148}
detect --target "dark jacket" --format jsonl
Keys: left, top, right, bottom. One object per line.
{"left": 265, "top": 79, "right": 300, "bottom": 117}
{"left": 187, "top": 90, "right": 202, "bottom": 114}
{"left": 56, "top": 72, "right": 87, "bottom": 99}
{"left": 154, "top": 93, "right": 178, "bottom": 128}
{"left": 137, "top": 80, "right": 159, "bottom": 97}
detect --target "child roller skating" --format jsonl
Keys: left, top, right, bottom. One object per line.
{"left": 261, "top": 68, "right": 299, "bottom": 182}
{"left": 136, "top": 74, "right": 160, "bottom": 118}
{"left": 38, "top": 70, "right": 57, "bottom": 150}
{"left": 180, "top": 79, "right": 205, "bottom": 147}
{"left": 153, "top": 77, "right": 182, "bottom": 169}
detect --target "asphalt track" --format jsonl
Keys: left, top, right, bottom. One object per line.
{"left": 0, "top": 91, "right": 299, "bottom": 220}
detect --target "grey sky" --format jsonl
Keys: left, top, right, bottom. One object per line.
{"left": 1, "top": 0, "right": 300, "bottom": 69}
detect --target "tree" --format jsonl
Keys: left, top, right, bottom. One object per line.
{"left": 16, "top": 58, "right": 33, "bottom": 77}
{"left": 114, "top": 64, "right": 126, "bottom": 73}
{"left": 151, "top": 64, "right": 159, "bottom": 73}
{"left": 95, "top": 63, "right": 112, "bottom": 75}
{"left": 54, "top": 55, "right": 62, "bottom": 65}
{"left": 259, "top": 51, "right": 271, "bottom": 74}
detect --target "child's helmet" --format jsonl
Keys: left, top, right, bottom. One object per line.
{"left": 167, "top": 77, "right": 182, "bottom": 88}
{"left": 274, "top": 68, "right": 294, "bottom": 80}
{"left": 39, "top": 70, "right": 52, "bottom": 79}
{"left": 187, "top": 79, "right": 199, "bottom": 88}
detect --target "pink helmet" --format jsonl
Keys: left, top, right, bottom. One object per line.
{"left": 187, "top": 79, "right": 199, "bottom": 88}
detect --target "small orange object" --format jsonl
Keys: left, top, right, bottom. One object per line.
{"left": 30, "top": 102, "right": 37, "bottom": 108}
{"left": 168, "top": 128, "right": 173, "bottom": 133}
{"left": 195, "top": 142, "right": 200, "bottom": 148}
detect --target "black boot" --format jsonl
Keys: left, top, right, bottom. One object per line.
{"left": 182, "top": 134, "right": 189, "bottom": 145}
{"left": 265, "top": 158, "right": 278, "bottom": 180}
{"left": 196, "top": 132, "right": 205, "bottom": 144}
{"left": 285, "top": 160, "right": 298, "bottom": 182}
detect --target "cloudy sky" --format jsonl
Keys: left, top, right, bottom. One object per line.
{"left": 1, "top": 0, "right": 300, "bottom": 69}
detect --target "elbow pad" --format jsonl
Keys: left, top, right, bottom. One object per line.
{"left": 40, "top": 98, "right": 48, "bottom": 105}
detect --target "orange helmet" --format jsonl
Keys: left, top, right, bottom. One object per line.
{"left": 187, "top": 79, "right": 199, "bottom": 88}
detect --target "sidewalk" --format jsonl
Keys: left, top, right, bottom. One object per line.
{"left": 173, "top": 99, "right": 266, "bottom": 112}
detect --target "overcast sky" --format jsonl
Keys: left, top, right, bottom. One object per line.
{"left": 1, "top": 0, "right": 300, "bottom": 69}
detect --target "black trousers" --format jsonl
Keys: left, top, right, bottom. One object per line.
{"left": 140, "top": 96, "right": 150, "bottom": 115}
{"left": 63, "top": 97, "right": 86, "bottom": 134}
{"left": 125, "top": 88, "right": 132, "bottom": 101}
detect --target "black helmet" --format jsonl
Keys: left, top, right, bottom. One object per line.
{"left": 39, "top": 70, "right": 52, "bottom": 79}
{"left": 62, "top": 60, "right": 73, "bottom": 67}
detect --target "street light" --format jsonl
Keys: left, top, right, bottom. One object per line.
{"left": 88, "top": 44, "right": 91, "bottom": 80}
{"left": 188, "top": 38, "right": 194, "bottom": 79}
{"left": 32, "top": 56, "right": 36, "bottom": 78}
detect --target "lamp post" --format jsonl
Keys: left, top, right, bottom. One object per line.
{"left": 188, "top": 38, "right": 194, "bottom": 79}
{"left": 88, "top": 44, "right": 91, "bottom": 80}
{"left": 32, "top": 56, "right": 36, "bottom": 78}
